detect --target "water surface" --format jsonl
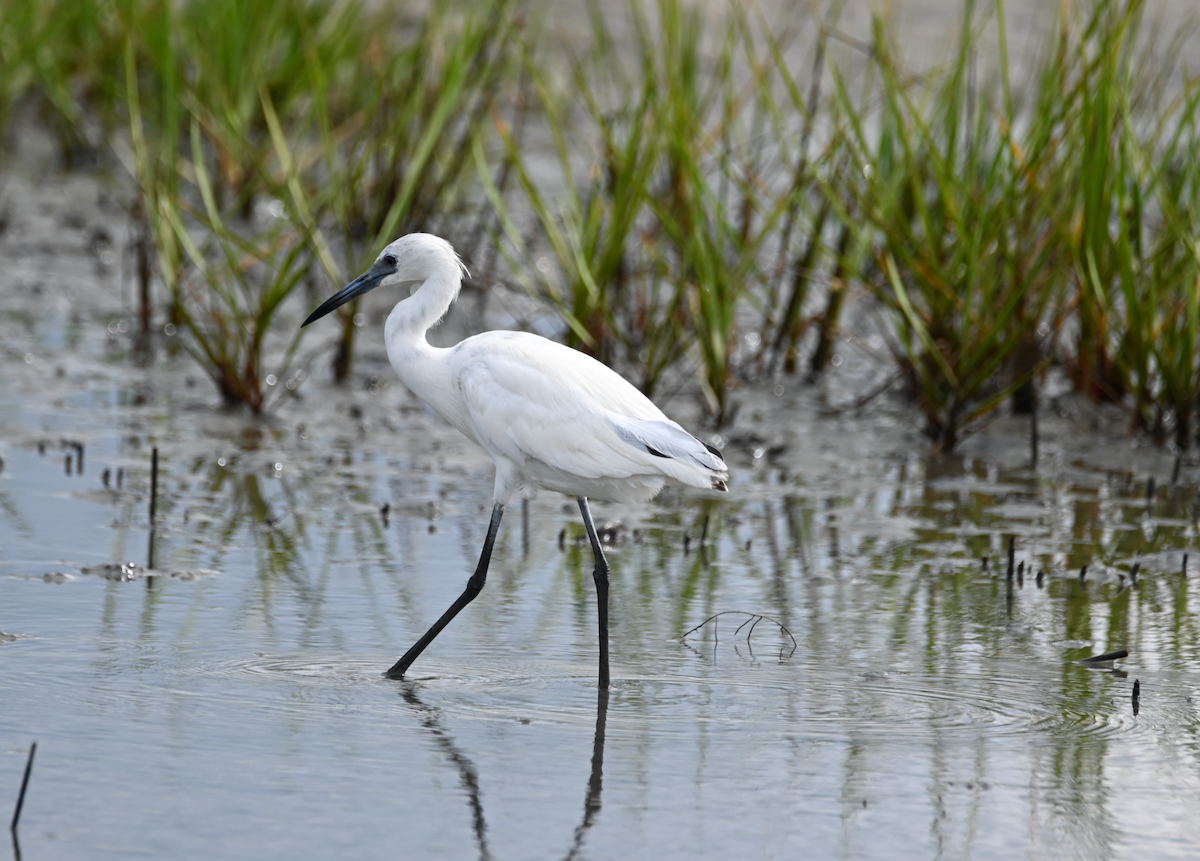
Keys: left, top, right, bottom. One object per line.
{"left": 4, "top": 323, "right": 1200, "bottom": 860}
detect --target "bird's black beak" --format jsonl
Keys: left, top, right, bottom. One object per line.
{"left": 301, "top": 257, "right": 396, "bottom": 328}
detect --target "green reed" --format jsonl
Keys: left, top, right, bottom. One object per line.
{"left": 161, "top": 118, "right": 310, "bottom": 412}
{"left": 823, "top": 2, "right": 1064, "bottom": 449}
{"left": 1052, "top": 0, "right": 1200, "bottom": 444}
{"left": 486, "top": 0, "right": 801, "bottom": 421}
{"left": 280, "top": 0, "right": 519, "bottom": 380}
{"left": 52, "top": 0, "right": 517, "bottom": 409}
{"left": 484, "top": 0, "right": 687, "bottom": 394}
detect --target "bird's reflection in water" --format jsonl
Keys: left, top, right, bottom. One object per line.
{"left": 565, "top": 687, "right": 609, "bottom": 861}
{"left": 397, "top": 684, "right": 611, "bottom": 861}
{"left": 398, "top": 684, "right": 493, "bottom": 861}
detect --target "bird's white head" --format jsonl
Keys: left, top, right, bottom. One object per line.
{"left": 301, "top": 233, "right": 468, "bottom": 328}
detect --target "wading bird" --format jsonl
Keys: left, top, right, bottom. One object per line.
{"left": 302, "top": 234, "right": 728, "bottom": 687}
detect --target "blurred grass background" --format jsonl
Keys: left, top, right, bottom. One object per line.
{"left": 1, "top": 0, "right": 1197, "bottom": 453}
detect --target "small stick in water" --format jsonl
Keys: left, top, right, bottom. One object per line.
{"left": 1007, "top": 537, "right": 1015, "bottom": 583}
{"left": 149, "top": 447, "right": 159, "bottom": 526}
{"left": 1132, "top": 679, "right": 1141, "bottom": 716}
{"left": 1129, "top": 562, "right": 1140, "bottom": 589}
{"left": 1030, "top": 407, "right": 1038, "bottom": 469}
{"left": 1183, "top": 553, "right": 1189, "bottom": 580}
{"left": 1036, "top": 569, "right": 1044, "bottom": 589}
{"left": 1079, "top": 565, "right": 1087, "bottom": 586}
{"left": 10, "top": 741, "right": 36, "bottom": 833}
{"left": 981, "top": 556, "right": 989, "bottom": 573}
{"left": 1080, "top": 648, "right": 1129, "bottom": 665}
{"left": 1018, "top": 560, "right": 1025, "bottom": 588}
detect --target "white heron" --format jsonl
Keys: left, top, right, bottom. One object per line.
{"left": 302, "top": 233, "right": 728, "bottom": 687}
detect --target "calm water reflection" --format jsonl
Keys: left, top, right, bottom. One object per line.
{"left": 3, "top": 366, "right": 1200, "bottom": 859}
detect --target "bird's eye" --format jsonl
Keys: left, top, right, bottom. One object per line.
{"left": 383, "top": 254, "right": 397, "bottom": 268}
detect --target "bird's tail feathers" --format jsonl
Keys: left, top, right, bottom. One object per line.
{"left": 611, "top": 417, "right": 728, "bottom": 490}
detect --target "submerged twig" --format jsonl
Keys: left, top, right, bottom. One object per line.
{"left": 680, "top": 611, "right": 798, "bottom": 660}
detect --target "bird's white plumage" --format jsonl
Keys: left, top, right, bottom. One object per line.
{"left": 370, "top": 233, "right": 727, "bottom": 506}
{"left": 301, "top": 232, "right": 726, "bottom": 683}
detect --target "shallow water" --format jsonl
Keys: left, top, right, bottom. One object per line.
{"left": 4, "top": 311, "right": 1200, "bottom": 860}
{"left": 4, "top": 30, "right": 1200, "bottom": 847}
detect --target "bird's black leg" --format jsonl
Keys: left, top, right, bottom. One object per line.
{"left": 577, "top": 496, "right": 611, "bottom": 688}
{"left": 385, "top": 503, "right": 505, "bottom": 680}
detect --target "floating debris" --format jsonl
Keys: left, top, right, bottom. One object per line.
{"left": 78, "top": 562, "right": 218, "bottom": 582}
{"left": 1132, "top": 679, "right": 1141, "bottom": 716}
{"left": 0, "top": 631, "right": 36, "bottom": 644}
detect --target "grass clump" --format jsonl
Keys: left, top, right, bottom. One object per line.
{"left": 826, "top": 1, "right": 1066, "bottom": 450}
{"left": 114, "top": 0, "right": 520, "bottom": 410}
{"left": 486, "top": 0, "right": 815, "bottom": 423}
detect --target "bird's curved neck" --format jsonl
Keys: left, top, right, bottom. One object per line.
{"left": 383, "top": 271, "right": 463, "bottom": 426}
{"left": 390, "top": 269, "right": 461, "bottom": 339}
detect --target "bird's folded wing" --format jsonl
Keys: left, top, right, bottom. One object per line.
{"left": 609, "top": 417, "right": 725, "bottom": 471}
{"left": 456, "top": 348, "right": 676, "bottom": 481}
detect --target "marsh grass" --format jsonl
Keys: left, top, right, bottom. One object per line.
{"left": 281, "top": 0, "right": 521, "bottom": 379}
{"left": 161, "top": 119, "right": 310, "bottom": 411}
{"left": 484, "top": 0, "right": 693, "bottom": 394}
{"left": 824, "top": 2, "right": 1070, "bottom": 449}
{"left": 4, "top": 0, "right": 1200, "bottom": 450}
{"left": 487, "top": 0, "right": 806, "bottom": 421}
{"left": 1053, "top": 0, "right": 1200, "bottom": 444}
{"left": 107, "top": 0, "right": 519, "bottom": 408}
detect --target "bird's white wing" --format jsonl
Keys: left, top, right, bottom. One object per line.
{"left": 449, "top": 332, "right": 687, "bottom": 482}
